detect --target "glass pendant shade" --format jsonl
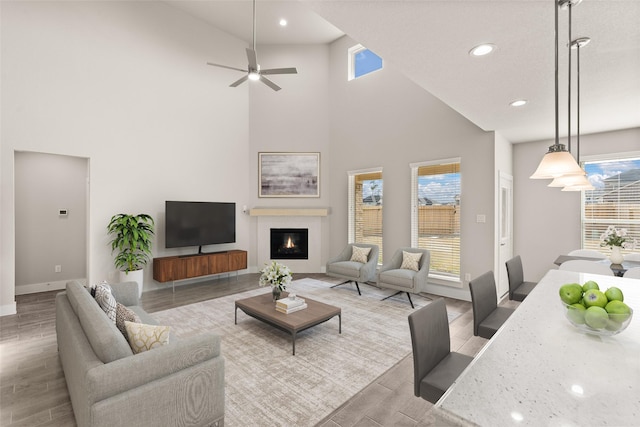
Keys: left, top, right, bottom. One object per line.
{"left": 548, "top": 171, "right": 587, "bottom": 187}
{"left": 561, "top": 175, "right": 595, "bottom": 191}
{"left": 530, "top": 146, "right": 585, "bottom": 179}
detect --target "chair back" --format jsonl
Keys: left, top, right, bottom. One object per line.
{"left": 408, "top": 298, "right": 450, "bottom": 398}
{"left": 623, "top": 267, "right": 640, "bottom": 279}
{"left": 624, "top": 253, "right": 640, "bottom": 262}
{"left": 567, "top": 249, "right": 606, "bottom": 259}
{"left": 558, "top": 260, "right": 614, "bottom": 276}
{"left": 469, "top": 271, "right": 498, "bottom": 337}
{"left": 505, "top": 256, "right": 524, "bottom": 298}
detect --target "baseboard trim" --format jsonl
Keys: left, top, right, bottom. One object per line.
{"left": 15, "top": 279, "right": 85, "bottom": 296}
{"left": 0, "top": 303, "right": 17, "bottom": 316}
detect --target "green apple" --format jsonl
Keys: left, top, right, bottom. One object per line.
{"left": 584, "top": 306, "right": 609, "bottom": 329}
{"left": 605, "top": 300, "right": 632, "bottom": 322}
{"left": 605, "top": 318, "right": 623, "bottom": 332}
{"left": 566, "top": 303, "right": 587, "bottom": 325}
{"left": 605, "top": 287, "right": 624, "bottom": 302}
{"left": 559, "top": 283, "right": 583, "bottom": 305}
{"left": 583, "top": 289, "right": 608, "bottom": 308}
{"left": 582, "top": 280, "right": 600, "bottom": 292}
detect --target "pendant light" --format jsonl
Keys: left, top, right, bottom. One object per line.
{"left": 530, "top": 0, "right": 584, "bottom": 180}
{"left": 562, "top": 37, "right": 594, "bottom": 191}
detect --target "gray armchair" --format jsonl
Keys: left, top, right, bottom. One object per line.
{"left": 326, "top": 243, "right": 379, "bottom": 295}
{"left": 377, "top": 247, "right": 430, "bottom": 308}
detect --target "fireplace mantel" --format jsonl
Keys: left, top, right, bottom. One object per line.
{"left": 250, "top": 208, "right": 329, "bottom": 217}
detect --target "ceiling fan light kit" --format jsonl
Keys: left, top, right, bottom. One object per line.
{"left": 206, "top": 0, "right": 297, "bottom": 91}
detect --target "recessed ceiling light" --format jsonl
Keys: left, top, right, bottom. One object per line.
{"left": 279, "top": 19, "right": 287, "bottom": 27}
{"left": 469, "top": 44, "right": 496, "bottom": 57}
{"left": 510, "top": 99, "right": 528, "bottom": 107}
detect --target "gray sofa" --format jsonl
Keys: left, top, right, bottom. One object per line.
{"left": 55, "top": 280, "right": 225, "bottom": 427}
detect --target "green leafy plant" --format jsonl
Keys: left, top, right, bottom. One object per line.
{"left": 107, "top": 213, "right": 155, "bottom": 273}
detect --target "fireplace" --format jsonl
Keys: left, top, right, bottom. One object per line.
{"left": 270, "top": 228, "right": 309, "bottom": 260}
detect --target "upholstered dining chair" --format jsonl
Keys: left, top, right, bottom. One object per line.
{"left": 326, "top": 243, "right": 379, "bottom": 295}
{"left": 408, "top": 298, "right": 473, "bottom": 404}
{"left": 377, "top": 247, "right": 430, "bottom": 308}
{"left": 505, "top": 255, "right": 537, "bottom": 301}
{"left": 469, "top": 271, "right": 515, "bottom": 339}
{"left": 624, "top": 253, "right": 640, "bottom": 262}
{"left": 558, "top": 260, "right": 614, "bottom": 276}
{"left": 623, "top": 267, "right": 640, "bottom": 279}
{"left": 567, "top": 249, "right": 607, "bottom": 259}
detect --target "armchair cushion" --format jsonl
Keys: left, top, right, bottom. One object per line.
{"left": 400, "top": 251, "right": 422, "bottom": 271}
{"left": 378, "top": 269, "right": 416, "bottom": 290}
{"left": 327, "top": 261, "right": 365, "bottom": 278}
{"left": 350, "top": 246, "right": 371, "bottom": 263}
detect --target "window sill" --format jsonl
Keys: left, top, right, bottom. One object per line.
{"left": 428, "top": 274, "right": 463, "bottom": 288}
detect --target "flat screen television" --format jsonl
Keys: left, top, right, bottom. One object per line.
{"left": 165, "top": 201, "right": 236, "bottom": 253}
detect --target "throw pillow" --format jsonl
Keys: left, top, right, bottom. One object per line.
{"left": 125, "top": 321, "right": 170, "bottom": 354}
{"left": 115, "top": 303, "right": 141, "bottom": 340}
{"left": 400, "top": 251, "right": 423, "bottom": 271}
{"left": 94, "top": 283, "right": 117, "bottom": 323}
{"left": 350, "top": 246, "right": 372, "bottom": 264}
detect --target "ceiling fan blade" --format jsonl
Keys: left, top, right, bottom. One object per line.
{"left": 230, "top": 75, "right": 249, "bottom": 88}
{"left": 246, "top": 48, "right": 258, "bottom": 71}
{"left": 260, "top": 76, "right": 281, "bottom": 91}
{"left": 206, "top": 62, "right": 247, "bottom": 73}
{"left": 260, "top": 67, "right": 298, "bottom": 76}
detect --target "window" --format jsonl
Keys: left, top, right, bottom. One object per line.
{"left": 349, "top": 169, "right": 383, "bottom": 263}
{"left": 581, "top": 155, "right": 640, "bottom": 254}
{"left": 410, "top": 159, "right": 461, "bottom": 282}
{"left": 348, "top": 44, "right": 383, "bottom": 80}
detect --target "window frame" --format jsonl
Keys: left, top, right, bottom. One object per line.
{"left": 348, "top": 44, "right": 383, "bottom": 81}
{"left": 410, "top": 158, "right": 462, "bottom": 286}
{"left": 348, "top": 167, "right": 383, "bottom": 264}
{"left": 580, "top": 151, "right": 640, "bottom": 255}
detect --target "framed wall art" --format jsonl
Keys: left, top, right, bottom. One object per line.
{"left": 259, "top": 152, "right": 320, "bottom": 198}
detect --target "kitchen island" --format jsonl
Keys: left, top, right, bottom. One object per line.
{"left": 434, "top": 269, "right": 640, "bottom": 426}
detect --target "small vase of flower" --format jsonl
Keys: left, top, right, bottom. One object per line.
{"left": 600, "top": 225, "right": 637, "bottom": 264}
{"left": 259, "top": 261, "right": 292, "bottom": 302}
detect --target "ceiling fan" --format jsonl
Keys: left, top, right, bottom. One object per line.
{"left": 206, "top": 0, "right": 298, "bottom": 91}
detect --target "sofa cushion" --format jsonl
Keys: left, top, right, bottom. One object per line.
{"left": 125, "top": 321, "right": 171, "bottom": 354}
{"left": 95, "top": 283, "right": 117, "bottom": 323}
{"left": 115, "top": 303, "right": 141, "bottom": 339}
{"left": 66, "top": 281, "right": 134, "bottom": 363}
{"left": 350, "top": 246, "right": 371, "bottom": 263}
{"left": 400, "top": 251, "right": 422, "bottom": 271}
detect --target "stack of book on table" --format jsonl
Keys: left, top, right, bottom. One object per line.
{"left": 276, "top": 297, "right": 307, "bottom": 314}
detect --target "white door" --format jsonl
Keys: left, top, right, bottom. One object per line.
{"left": 497, "top": 172, "right": 513, "bottom": 298}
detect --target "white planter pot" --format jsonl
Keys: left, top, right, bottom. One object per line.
{"left": 119, "top": 269, "right": 144, "bottom": 298}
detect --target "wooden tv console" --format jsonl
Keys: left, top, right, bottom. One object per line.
{"left": 153, "top": 250, "right": 247, "bottom": 284}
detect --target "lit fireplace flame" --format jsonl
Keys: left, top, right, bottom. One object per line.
{"left": 285, "top": 236, "right": 295, "bottom": 248}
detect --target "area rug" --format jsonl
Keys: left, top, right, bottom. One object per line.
{"left": 153, "top": 278, "right": 459, "bottom": 427}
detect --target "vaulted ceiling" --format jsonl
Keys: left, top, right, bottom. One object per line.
{"left": 166, "top": 0, "right": 640, "bottom": 143}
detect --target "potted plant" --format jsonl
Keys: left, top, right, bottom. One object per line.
{"left": 107, "top": 213, "right": 154, "bottom": 297}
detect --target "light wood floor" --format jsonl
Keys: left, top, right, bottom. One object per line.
{"left": 0, "top": 273, "right": 519, "bottom": 426}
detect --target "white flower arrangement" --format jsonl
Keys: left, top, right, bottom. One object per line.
{"left": 599, "top": 225, "right": 637, "bottom": 249}
{"left": 259, "top": 261, "right": 292, "bottom": 291}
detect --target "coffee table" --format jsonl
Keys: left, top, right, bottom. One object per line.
{"left": 235, "top": 292, "right": 341, "bottom": 355}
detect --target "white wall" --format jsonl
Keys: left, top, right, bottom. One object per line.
{"left": 513, "top": 127, "right": 640, "bottom": 281}
{"left": 327, "top": 36, "right": 496, "bottom": 300}
{"left": 247, "top": 44, "right": 332, "bottom": 271}
{"left": 15, "top": 152, "right": 88, "bottom": 293}
{"left": 1, "top": 1, "right": 251, "bottom": 313}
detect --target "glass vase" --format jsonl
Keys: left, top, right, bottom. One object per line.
{"left": 272, "top": 286, "right": 282, "bottom": 302}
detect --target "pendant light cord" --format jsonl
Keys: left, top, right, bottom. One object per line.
{"left": 554, "top": 0, "right": 560, "bottom": 147}
{"left": 567, "top": 4, "right": 573, "bottom": 154}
